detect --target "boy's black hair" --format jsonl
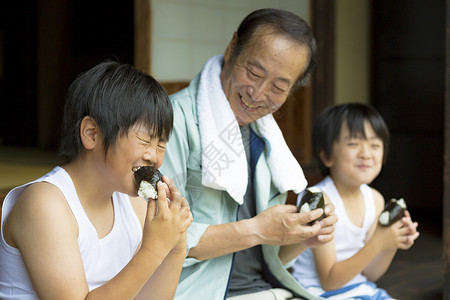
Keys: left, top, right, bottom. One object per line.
{"left": 59, "top": 61, "right": 173, "bottom": 160}
{"left": 231, "top": 8, "right": 318, "bottom": 89}
{"left": 313, "top": 102, "right": 390, "bottom": 176}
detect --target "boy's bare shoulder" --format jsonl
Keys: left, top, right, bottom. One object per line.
{"left": 369, "top": 187, "right": 385, "bottom": 211}
{"left": 17, "top": 181, "right": 67, "bottom": 207}
{"left": 14, "top": 182, "right": 74, "bottom": 224}
{"left": 5, "top": 181, "right": 77, "bottom": 248}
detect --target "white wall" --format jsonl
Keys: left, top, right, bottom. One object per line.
{"left": 151, "top": 0, "right": 310, "bottom": 81}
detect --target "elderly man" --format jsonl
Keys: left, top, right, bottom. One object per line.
{"left": 161, "top": 8, "right": 337, "bottom": 300}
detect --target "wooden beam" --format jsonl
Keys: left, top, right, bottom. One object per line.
{"left": 134, "top": 0, "right": 151, "bottom": 73}
{"left": 311, "top": 0, "right": 335, "bottom": 122}
{"left": 444, "top": 0, "right": 450, "bottom": 298}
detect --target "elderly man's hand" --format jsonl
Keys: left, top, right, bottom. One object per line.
{"left": 303, "top": 202, "right": 337, "bottom": 248}
{"left": 252, "top": 203, "right": 330, "bottom": 246}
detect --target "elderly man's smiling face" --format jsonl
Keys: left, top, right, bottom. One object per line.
{"left": 220, "top": 26, "right": 310, "bottom": 126}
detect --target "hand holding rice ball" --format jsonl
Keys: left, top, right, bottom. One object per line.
{"left": 133, "top": 166, "right": 164, "bottom": 201}
{"left": 378, "top": 198, "right": 407, "bottom": 226}
{"left": 297, "top": 187, "right": 327, "bottom": 224}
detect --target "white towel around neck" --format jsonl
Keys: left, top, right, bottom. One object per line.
{"left": 197, "top": 55, "right": 307, "bottom": 204}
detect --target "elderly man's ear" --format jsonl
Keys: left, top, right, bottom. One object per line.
{"left": 224, "top": 32, "right": 238, "bottom": 62}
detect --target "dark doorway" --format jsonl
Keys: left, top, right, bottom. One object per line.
{"left": 0, "top": 1, "right": 38, "bottom": 147}
{"left": 371, "top": 2, "right": 445, "bottom": 297}
{"left": 0, "top": 0, "right": 134, "bottom": 151}
{"left": 371, "top": 0, "right": 445, "bottom": 229}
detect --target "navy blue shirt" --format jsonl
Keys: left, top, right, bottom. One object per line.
{"left": 227, "top": 126, "right": 272, "bottom": 297}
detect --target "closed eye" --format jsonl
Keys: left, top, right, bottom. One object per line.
{"left": 137, "top": 137, "right": 166, "bottom": 149}
{"left": 272, "top": 84, "right": 287, "bottom": 94}
{"left": 137, "top": 137, "right": 151, "bottom": 144}
{"left": 247, "top": 69, "right": 261, "bottom": 79}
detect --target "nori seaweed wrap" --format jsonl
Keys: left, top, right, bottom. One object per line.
{"left": 133, "top": 166, "right": 163, "bottom": 201}
{"left": 297, "top": 187, "right": 326, "bottom": 224}
{"left": 378, "top": 198, "right": 407, "bottom": 226}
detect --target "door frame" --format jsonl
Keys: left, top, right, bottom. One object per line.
{"left": 443, "top": 0, "right": 450, "bottom": 297}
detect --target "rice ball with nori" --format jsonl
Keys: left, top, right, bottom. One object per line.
{"left": 133, "top": 166, "right": 163, "bottom": 201}
{"left": 378, "top": 198, "right": 407, "bottom": 226}
{"left": 297, "top": 186, "right": 326, "bottom": 223}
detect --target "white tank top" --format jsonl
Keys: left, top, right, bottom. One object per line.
{"left": 0, "top": 167, "right": 142, "bottom": 299}
{"left": 292, "top": 176, "right": 376, "bottom": 288}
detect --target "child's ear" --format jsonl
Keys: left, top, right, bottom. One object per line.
{"left": 80, "top": 116, "right": 99, "bottom": 150}
{"left": 319, "top": 150, "right": 333, "bottom": 168}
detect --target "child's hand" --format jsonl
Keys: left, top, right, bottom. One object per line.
{"left": 398, "top": 210, "right": 419, "bottom": 250}
{"left": 170, "top": 195, "right": 191, "bottom": 256}
{"left": 372, "top": 213, "right": 418, "bottom": 251}
{"left": 141, "top": 176, "right": 193, "bottom": 260}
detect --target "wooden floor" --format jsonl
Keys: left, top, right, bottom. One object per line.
{"left": 377, "top": 215, "right": 443, "bottom": 299}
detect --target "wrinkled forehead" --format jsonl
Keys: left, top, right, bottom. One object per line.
{"left": 242, "top": 26, "right": 306, "bottom": 55}
{"left": 239, "top": 31, "right": 309, "bottom": 82}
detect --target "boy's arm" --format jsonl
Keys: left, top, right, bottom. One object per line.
{"left": 7, "top": 183, "right": 93, "bottom": 299}
{"left": 363, "top": 210, "right": 419, "bottom": 281}
{"left": 360, "top": 189, "right": 395, "bottom": 281}
{"left": 313, "top": 189, "right": 385, "bottom": 290}
{"left": 361, "top": 248, "right": 397, "bottom": 282}
{"left": 136, "top": 232, "right": 187, "bottom": 300}
{"left": 88, "top": 180, "right": 191, "bottom": 300}
{"left": 10, "top": 181, "right": 190, "bottom": 300}
{"left": 314, "top": 189, "right": 418, "bottom": 290}
{"left": 133, "top": 179, "right": 193, "bottom": 300}
{"left": 313, "top": 227, "right": 390, "bottom": 291}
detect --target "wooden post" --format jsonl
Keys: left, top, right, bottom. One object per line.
{"left": 444, "top": 0, "right": 450, "bottom": 298}
{"left": 134, "top": 0, "right": 151, "bottom": 74}
{"left": 311, "top": 0, "right": 335, "bottom": 123}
